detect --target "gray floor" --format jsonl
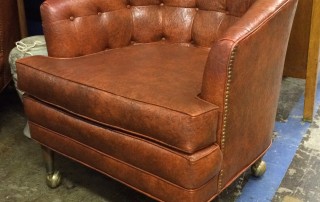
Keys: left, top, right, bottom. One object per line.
{"left": 0, "top": 77, "right": 319, "bottom": 202}
{"left": 273, "top": 109, "right": 320, "bottom": 202}
{"left": 0, "top": 86, "right": 153, "bottom": 202}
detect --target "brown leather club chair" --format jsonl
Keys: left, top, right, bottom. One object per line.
{"left": 16, "top": 0, "right": 297, "bottom": 201}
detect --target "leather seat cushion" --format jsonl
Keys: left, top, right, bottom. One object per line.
{"left": 17, "top": 43, "right": 219, "bottom": 153}
{"left": 24, "top": 96, "right": 222, "bottom": 190}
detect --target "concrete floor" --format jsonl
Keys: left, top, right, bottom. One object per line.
{"left": 0, "top": 77, "right": 319, "bottom": 202}
{"left": 273, "top": 110, "right": 320, "bottom": 202}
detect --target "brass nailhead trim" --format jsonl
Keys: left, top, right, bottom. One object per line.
{"left": 221, "top": 46, "right": 237, "bottom": 150}
{"left": 218, "top": 169, "right": 224, "bottom": 190}
{"left": 218, "top": 46, "right": 238, "bottom": 191}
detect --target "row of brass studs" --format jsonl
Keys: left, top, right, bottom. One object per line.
{"left": 221, "top": 46, "right": 237, "bottom": 151}
{"left": 218, "top": 46, "right": 238, "bottom": 191}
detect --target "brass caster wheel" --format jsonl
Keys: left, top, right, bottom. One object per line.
{"left": 46, "top": 171, "right": 62, "bottom": 188}
{"left": 251, "top": 160, "right": 266, "bottom": 177}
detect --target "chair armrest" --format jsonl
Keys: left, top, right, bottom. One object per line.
{"left": 200, "top": 0, "right": 298, "bottom": 186}
{"left": 201, "top": 0, "right": 298, "bottom": 108}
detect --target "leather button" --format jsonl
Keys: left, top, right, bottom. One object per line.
{"left": 196, "top": 8, "right": 199, "bottom": 11}
{"left": 160, "top": 3, "right": 164, "bottom": 6}
{"left": 127, "top": 5, "right": 131, "bottom": 8}
{"left": 97, "top": 12, "right": 102, "bottom": 16}
{"left": 69, "top": 16, "right": 75, "bottom": 21}
{"left": 162, "top": 37, "right": 166, "bottom": 41}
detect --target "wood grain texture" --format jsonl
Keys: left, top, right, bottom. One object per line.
{"left": 17, "top": 0, "right": 28, "bottom": 38}
{"left": 283, "top": 0, "right": 313, "bottom": 78}
{"left": 303, "top": 0, "right": 320, "bottom": 121}
{"left": 0, "top": 0, "right": 21, "bottom": 92}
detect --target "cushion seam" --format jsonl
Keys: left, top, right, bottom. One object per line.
{"left": 27, "top": 95, "right": 220, "bottom": 162}
{"left": 30, "top": 121, "right": 219, "bottom": 191}
{"left": 25, "top": 95, "right": 217, "bottom": 156}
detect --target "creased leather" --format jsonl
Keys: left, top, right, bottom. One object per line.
{"left": 17, "top": 44, "right": 219, "bottom": 154}
{"left": 201, "top": 0, "right": 298, "bottom": 188}
{"left": 40, "top": 0, "right": 245, "bottom": 57}
{"left": 24, "top": 96, "right": 222, "bottom": 189}
{"left": 29, "top": 121, "right": 220, "bottom": 202}
{"left": 17, "top": 0, "right": 298, "bottom": 201}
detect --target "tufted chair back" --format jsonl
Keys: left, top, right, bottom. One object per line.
{"left": 41, "top": 0, "right": 257, "bottom": 58}
{"left": 17, "top": 0, "right": 298, "bottom": 200}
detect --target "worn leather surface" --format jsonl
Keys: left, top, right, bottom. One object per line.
{"left": 24, "top": 96, "right": 222, "bottom": 189}
{"left": 17, "top": 44, "right": 219, "bottom": 153}
{"left": 40, "top": 0, "right": 245, "bottom": 57}
{"left": 0, "top": 0, "right": 20, "bottom": 92}
{"left": 201, "top": 0, "right": 298, "bottom": 189}
{"left": 16, "top": 0, "right": 298, "bottom": 201}
{"left": 29, "top": 121, "right": 220, "bottom": 202}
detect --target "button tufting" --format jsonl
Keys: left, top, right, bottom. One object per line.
{"left": 196, "top": 8, "right": 199, "bottom": 11}
{"left": 69, "top": 16, "right": 75, "bottom": 21}
{"left": 162, "top": 37, "right": 166, "bottom": 41}
{"left": 97, "top": 12, "right": 102, "bottom": 16}
{"left": 160, "top": 3, "right": 164, "bottom": 6}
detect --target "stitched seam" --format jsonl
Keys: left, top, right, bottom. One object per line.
{"left": 18, "top": 42, "right": 209, "bottom": 59}
{"left": 25, "top": 95, "right": 219, "bottom": 160}
{"left": 29, "top": 93, "right": 203, "bottom": 154}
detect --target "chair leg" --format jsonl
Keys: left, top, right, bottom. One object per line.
{"left": 251, "top": 158, "right": 267, "bottom": 177}
{"left": 41, "top": 146, "right": 62, "bottom": 188}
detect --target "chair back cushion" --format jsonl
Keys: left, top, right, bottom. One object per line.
{"left": 41, "top": 0, "right": 257, "bottom": 57}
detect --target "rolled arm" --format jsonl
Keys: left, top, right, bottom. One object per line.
{"left": 200, "top": 0, "right": 298, "bottom": 187}
{"left": 201, "top": 0, "right": 298, "bottom": 108}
